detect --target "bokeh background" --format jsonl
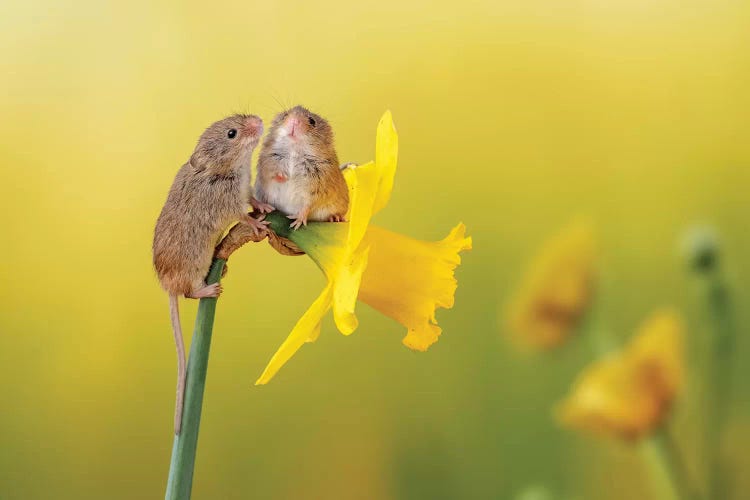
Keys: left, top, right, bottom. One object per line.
{"left": 1, "top": 0, "right": 749, "bottom": 498}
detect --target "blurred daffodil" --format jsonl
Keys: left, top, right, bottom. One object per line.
{"left": 556, "top": 309, "right": 684, "bottom": 440}
{"left": 505, "top": 221, "right": 596, "bottom": 349}
{"left": 257, "top": 111, "right": 471, "bottom": 384}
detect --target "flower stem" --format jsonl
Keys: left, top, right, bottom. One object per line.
{"left": 264, "top": 211, "right": 292, "bottom": 237}
{"left": 640, "top": 429, "right": 700, "bottom": 500}
{"left": 698, "top": 268, "right": 735, "bottom": 500}
{"left": 165, "top": 258, "right": 226, "bottom": 500}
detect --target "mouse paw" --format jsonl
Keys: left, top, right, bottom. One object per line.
{"left": 328, "top": 214, "right": 347, "bottom": 223}
{"left": 187, "top": 283, "right": 223, "bottom": 299}
{"left": 287, "top": 213, "right": 308, "bottom": 230}
{"left": 250, "top": 197, "right": 275, "bottom": 214}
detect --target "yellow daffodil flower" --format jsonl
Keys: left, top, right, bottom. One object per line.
{"left": 257, "top": 111, "right": 471, "bottom": 384}
{"left": 556, "top": 309, "right": 684, "bottom": 440}
{"left": 505, "top": 221, "right": 595, "bottom": 350}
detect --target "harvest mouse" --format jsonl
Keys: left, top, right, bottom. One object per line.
{"left": 254, "top": 105, "right": 349, "bottom": 229}
{"left": 153, "top": 114, "right": 266, "bottom": 434}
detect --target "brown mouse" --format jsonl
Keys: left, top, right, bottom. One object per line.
{"left": 153, "top": 114, "right": 266, "bottom": 434}
{"left": 254, "top": 105, "right": 349, "bottom": 229}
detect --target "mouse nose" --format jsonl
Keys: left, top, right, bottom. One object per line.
{"left": 285, "top": 115, "right": 301, "bottom": 137}
{"left": 242, "top": 116, "right": 263, "bottom": 137}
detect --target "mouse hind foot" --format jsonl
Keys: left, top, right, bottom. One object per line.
{"left": 186, "top": 283, "right": 223, "bottom": 299}
{"left": 288, "top": 206, "right": 310, "bottom": 230}
{"left": 241, "top": 213, "right": 270, "bottom": 237}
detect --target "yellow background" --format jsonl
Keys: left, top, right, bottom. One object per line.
{"left": 1, "top": 0, "right": 748, "bottom": 498}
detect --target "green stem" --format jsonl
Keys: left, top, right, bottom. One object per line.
{"left": 700, "top": 269, "right": 735, "bottom": 500}
{"left": 165, "top": 259, "right": 226, "bottom": 500}
{"left": 640, "top": 429, "right": 700, "bottom": 500}
{"left": 265, "top": 211, "right": 292, "bottom": 238}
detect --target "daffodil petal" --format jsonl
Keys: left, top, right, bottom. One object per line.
{"left": 306, "top": 321, "right": 322, "bottom": 343}
{"left": 372, "top": 110, "right": 398, "bottom": 215}
{"left": 255, "top": 284, "right": 334, "bottom": 385}
{"left": 344, "top": 161, "right": 380, "bottom": 252}
{"left": 332, "top": 246, "right": 370, "bottom": 335}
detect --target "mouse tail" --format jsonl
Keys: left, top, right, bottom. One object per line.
{"left": 169, "top": 294, "right": 186, "bottom": 435}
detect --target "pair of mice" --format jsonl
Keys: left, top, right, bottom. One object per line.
{"left": 152, "top": 106, "right": 349, "bottom": 434}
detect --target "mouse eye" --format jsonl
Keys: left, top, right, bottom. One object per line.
{"left": 308, "top": 117, "right": 316, "bottom": 127}
{"left": 227, "top": 129, "right": 237, "bottom": 139}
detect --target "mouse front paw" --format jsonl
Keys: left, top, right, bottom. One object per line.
{"left": 250, "top": 197, "right": 275, "bottom": 214}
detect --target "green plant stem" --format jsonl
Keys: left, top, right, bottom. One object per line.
{"left": 640, "top": 429, "right": 700, "bottom": 500}
{"left": 700, "top": 269, "right": 735, "bottom": 500}
{"left": 265, "top": 211, "right": 292, "bottom": 237}
{"left": 165, "top": 259, "right": 225, "bottom": 500}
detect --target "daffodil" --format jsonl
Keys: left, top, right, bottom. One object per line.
{"left": 257, "top": 111, "right": 471, "bottom": 384}
{"left": 505, "top": 221, "right": 595, "bottom": 350}
{"left": 556, "top": 309, "right": 684, "bottom": 440}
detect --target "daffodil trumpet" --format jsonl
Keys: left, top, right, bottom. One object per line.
{"left": 256, "top": 111, "right": 471, "bottom": 385}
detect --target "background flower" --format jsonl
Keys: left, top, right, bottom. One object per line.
{"left": 505, "top": 221, "right": 596, "bottom": 350}
{"left": 556, "top": 309, "right": 684, "bottom": 440}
